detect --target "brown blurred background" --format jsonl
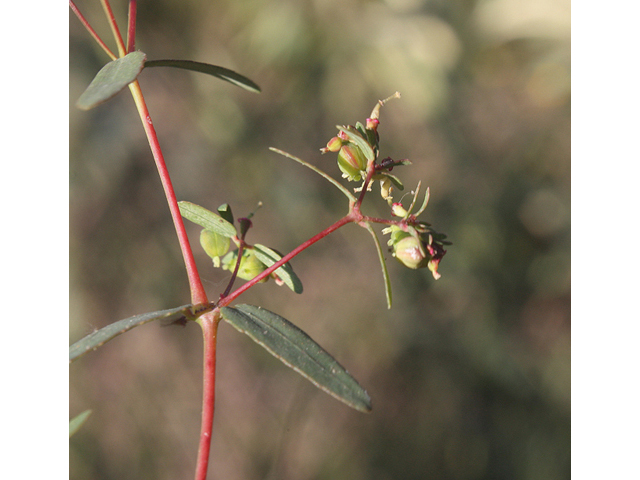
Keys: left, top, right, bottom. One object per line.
{"left": 70, "top": 0, "right": 570, "bottom": 478}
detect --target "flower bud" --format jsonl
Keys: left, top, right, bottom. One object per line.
{"left": 337, "top": 144, "right": 367, "bottom": 181}
{"left": 322, "top": 136, "right": 344, "bottom": 153}
{"left": 366, "top": 117, "right": 379, "bottom": 132}
{"left": 365, "top": 118, "right": 380, "bottom": 151}
{"left": 391, "top": 202, "right": 408, "bottom": 217}
{"left": 200, "top": 229, "right": 230, "bottom": 268}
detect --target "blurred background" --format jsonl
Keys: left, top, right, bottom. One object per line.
{"left": 70, "top": 0, "right": 570, "bottom": 478}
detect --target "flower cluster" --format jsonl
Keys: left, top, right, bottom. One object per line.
{"left": 320, "top": 94, "right": 449, "bottom": 280}
{"left": 383, "top": 182, "right": 449, "bottom": 280}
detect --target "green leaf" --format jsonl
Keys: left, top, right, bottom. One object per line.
{"left": 253, "top": 244, "right": 303, "bottom": 294}
{"left": 217, "top": 204, "right": 234, "bottom": 225}
{"left": 364, "top": 223, "right": 393, "bottom": 309}
{"left": 76, "top": 51, "right": 146, "bottom": 110}
{"left": 414, "top": 186, "right": 431, "bottom": 217}
{"left": 179, "top": 201, "right": 237, "bottom": 238}
{"left": 69, "top": 304, "right": 207, "bottom": 363}
{"left": 221, "top": 305, "right": 372, "bottom": 413}
{"left": 269, "top": 148, "right": 356, "bottom": 202}
{"left": 354, "top": 121, "right": 368, "bottom": 139}
{"left": 392, "top": 159, "right": 412, "bottom": 167}
{"left": 69, "top": 410, "right": 92, "bottom": 437}
{"left": 406, "top": 180, "right": 422, "bottom": 215}
{"left": 144, "top": 59, "right": 261, "bottom": 93}
{"left": 376, "top": 171, "right": 405, "bottom": 191}
{"left": 337, "top": 125, "right": 375, "bottom": 162}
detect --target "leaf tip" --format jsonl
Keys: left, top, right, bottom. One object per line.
{"left": 356, "top": 394, "right": 373, "bottom": 413}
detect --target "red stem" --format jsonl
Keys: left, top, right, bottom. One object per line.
{"left": 126, "top": 0, "right": 137, "bottom": 53}
{"left": 127, "top": 80, "right": 208, "bottom": 305}
{"left": 221, "top": 241, "right": 244, "bottom": 299}
{"left": 73, "top": 8, "right": 389, "bottom": 476}
{"left": 99, "top": 0, "right": 126, "bottom": 57}
{"left": 72, "top": 3, "right": 219, "bottom": 478}
{"left": 194, "top": 311, "right": 220, "bottom": 480}
{"left": 69, "top": 1, "right": 117, "bottom": 60}
{"left": 361, "top": 215, "right": 395, "bottom": 225}
{"left": 128, "top": 79, "right": 217, "bottom": 480}
{"left": 353, "top": 162, "right": 377, "bottom": 213}
{"left": 218, "top": 165, "right": 400, "bottom": 308}
{"left": 219, "top": 213, "right": 357, "bottom": 307}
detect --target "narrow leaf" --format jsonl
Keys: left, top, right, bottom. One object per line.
{"left": 179, "top": 201, "right": 237, "bottom": 238}
{"left": 407, "top": 180, "right": 422, "bottom": 215}
{"left": 253, "top": 244, "right": 303, "bottom": 294}
{"left": 364, "top": 223, "right": 393, "bottom": 309}
{"left": 393, "top": 159, "right": 412, "bottom": 167}
{"left": 414, "top": 187, "right": 431, "bottom": 217}
{"left": 76, "top": 51, "right": 146, "bottom": 110}
{"left": 69, "top": 410, "right": 92, "bottom": 437}
{"left": 221, "top": 305, "right": 372, "bottom": 413}
{"left": 69, "top": 304, "right": 206, "bottom": 363}
{"left": 269, "top": 148, "right": 356, "bottom": 201}
{"left": 144, "top": 59, "right": 261, "bottom": 93}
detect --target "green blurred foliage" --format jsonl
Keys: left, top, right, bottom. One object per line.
{"left": 70, "top": 0, "right": 570, "bottom": 479}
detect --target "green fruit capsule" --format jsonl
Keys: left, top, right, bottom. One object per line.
{"left": 337, "top": 144, "right": 368, "bottom": 181}
{"left": 392, "top": 235, "right": 428, "bottom": 270}
{"left": 200, "top": 229, "right": 231, "bottom": 267}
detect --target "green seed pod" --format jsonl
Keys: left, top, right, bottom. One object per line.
{"left": 392, "top": 235, "right": 428, "bottom": 269}
{"left": 221, "top": 249, "right": 269, "bottom": 282}
{"left": 200, "top": 229, "right": 231, "bottom": 268}
{"left": 337, "top": 144, "right": 367, "bottom": 181}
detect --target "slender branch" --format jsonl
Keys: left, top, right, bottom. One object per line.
{"left": 126, "top": 0, "right": 137, "bottom": 53}
{"left": 127, "top": 79, "right": 209, "bottom": 305}
{"left": 221, "top": 241, "right": 244, "bottom": 299}
{"left": 69, "top": 0, "right": 117, "bottom": 60}
{"left": 353, "top": 163, "right": 377, "bottom": 213}
{"left": 219, "top": 214, "right": 357, "bottom": 307}
{"left": 361, "top": 215, "right": 396, "bottom": 226}
{"left": 99, "top": 0, "right": 126, "bottom": 57}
